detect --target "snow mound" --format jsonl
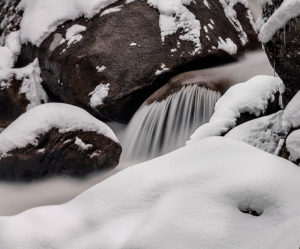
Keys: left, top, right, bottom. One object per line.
{"left": 259, "top": 0, "right": 300, "bottom": 43}
{"left": 0, "top": 103, "right": 118, "bottom": 157}
{"left": 0, "top": 137, "right": 300, "bottom": 249}
{"left": 226, "top": 111, "right": 285, "bottom": 154}
{"left": 189, "top": 75, "right": 285, "bottom": 143}
{"left": 286, "top": 130, "right": 300, "bottom": 162}
{"left": 283, "top": 91, "right": 300, "bottom": 130}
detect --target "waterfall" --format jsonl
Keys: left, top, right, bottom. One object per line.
{"left": 121, "top": 85, "right": 220, "bottom": 163}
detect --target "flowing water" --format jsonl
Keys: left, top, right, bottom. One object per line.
{"left": 122, "top": 85, "right": 220, "bottom": 163}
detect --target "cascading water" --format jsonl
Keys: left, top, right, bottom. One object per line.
{"left": 122, "top": 85, "right": 220, "bottom": 163}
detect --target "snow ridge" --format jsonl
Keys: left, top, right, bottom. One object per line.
{"left": 189, "top": 75, "right": 285, "bottom": 143}
{"left": 259, "top": 0, "right": 300, "bottom": 43}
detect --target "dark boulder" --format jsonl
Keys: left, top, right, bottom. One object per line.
{"left": 17, "top": 0, "right": 260, "bottom": 122}
{"left": 262, "top": 0, "right": 300, "bottom": 105}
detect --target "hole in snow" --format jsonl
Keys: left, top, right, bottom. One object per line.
{"left": 238, "top": 204, "right": 263, "bottom": 217}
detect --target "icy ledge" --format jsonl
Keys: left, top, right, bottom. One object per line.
{"left": 0, "top": 137, "right": 300, "bottom": 249}
{"left": 189, "top": 75, "right": 285, "bottom": 143}
{"left": 0, "top": 103, "right": 118, "bottom": 158}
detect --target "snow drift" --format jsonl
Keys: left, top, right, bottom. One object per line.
{"left": 0, "top": 137, "right": 300, "bottom": 249}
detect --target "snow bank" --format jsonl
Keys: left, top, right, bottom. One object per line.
{"left": 0, "top": 103, "right": 118, "bottom": 157}
{"left": 189, "top": 75, "right": 285, "bottom": 143}
{"left": 0, "top": 137, "right": 300, "bottom": 249}
{"left": 226, "top": 111, "right": 284, "bottom": 154}
{"left": 283, "top": 91, "right": 300, "bottom": 130}
{"left": 259, "top": 0, "right": 300, "bottom": 43}
{"left": 286, "top": 130, "right": 300, "bottom": 162}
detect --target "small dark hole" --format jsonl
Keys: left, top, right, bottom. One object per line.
{"left": 239, "top": 207, "right": 263, "bottom": 217}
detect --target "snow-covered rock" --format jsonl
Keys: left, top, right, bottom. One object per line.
{"left": 283, "top": 91, "right": 300, "bottom": 131}
{"left": 0, "top": 137, "right": 300, "bottom": 248}
{"left": 286, "top": 130, "right": 300, "bottom": 163}
{"left": 16, "top": 0, "right": 259, "bottom": 122}
{"left": 259, "top": 0, "right": 300, "bottom": 43}
{"left": 0, "top": 103, "right": 121, "bottom": 180}
{"left": 0, "top": 59, "right": 48, "bottom": 128}
{"left": 189, "top": 75, "right": 285, "bottom": 143}
{"left": 226, "top": 111, "right": 285, "bottom": 154}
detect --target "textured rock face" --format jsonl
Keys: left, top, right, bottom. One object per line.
{"left": 0, "top": 128, "right": 121, "bottom": 181}
{"left": 17, "top": 0, "right": 260, "bottom": 122}
{"left": 0, "top": 76, "right": 29, "bottom": 128}
{"left": 262, "top": 0, "right": 300, "bottom": 105}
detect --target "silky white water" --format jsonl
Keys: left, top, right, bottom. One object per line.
{"left": 122, "top": 85, "right": 221, "bottom": 163}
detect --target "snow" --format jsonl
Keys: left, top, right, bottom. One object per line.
{"left": 18, "top": 59, "right": 48, "bottom": 110}
{"left": 0, "top": 103, "right": 118, "bottom": 158}
{"left": 217, "top": 37, "right": 237, "bottom": 55}
{"left": 283, "top": 92, "right": 300, "bottom": 161}
{"left": 203, "top": 0, "right": 210, "bottom": 8}
{"left": 0, "top": 47, "right": 14, "bottom": 69}
{"left": 0, "top": 137, "right": 300, "bottom": 249}
{"left": 89, "top": 83, "right": 110, "bottom": 108}
{"left": 283, "top": 91, "right": 300, "bottom": 130}
{"left": 65, "top": 24, "right": 86, "bottom": 47}
{"left": 0, "top": 59, "right": 48, "bottom": 110}
{"left": 226, "top": 111, "right": 285, "bottom": 154}
{"left": 218, "top": 0, "right": 249, "bottom": 45}
{"left": 130, "top": 42, "right": 137, "bottom": 46}
{"left": 18, "top": 0, "right": 120, "bottom": 46}
{"left": 259, "top": 0, "right": 300, "bottom": 43}
{"left": 0, "top": 31, "right": 21, "bottom": 69}
{"left": 155, "top": 63, "right": 169, "bottom": 75}
{"left": 189, "top": 75, "right": 285, "bottom": 143}
{"left": 286, "top": 130, "right": 300, "bottom": 162}
{"left": 147, "top": 0, "right": 202, "bottom": 54}
{"left": 96, "top": 65, "right": 107, "bottom": 72}
{"left": 75, "top": 137, "right": 93, "bottom": 151}
{"left": 65, "top": 24, "right": 86, "bottom": 40}
{"left": 100, "top": 5, "right": 123, "bottom": 16}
